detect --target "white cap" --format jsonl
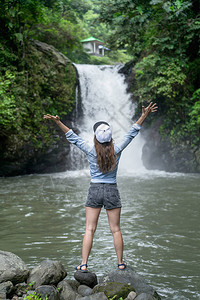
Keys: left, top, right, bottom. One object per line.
{"left": 95, "top": 124, "right": 112, "bottom": 143}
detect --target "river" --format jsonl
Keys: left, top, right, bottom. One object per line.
{"left": 0, "top": 170, "right": 199, "bottom": 299}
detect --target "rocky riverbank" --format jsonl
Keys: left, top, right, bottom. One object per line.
{"left": 0, "top": 251, "right": 161, "bottom": 300}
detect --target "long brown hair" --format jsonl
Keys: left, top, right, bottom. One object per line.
{"left": 94, "top": 136, "right": 116, "bottom": 173}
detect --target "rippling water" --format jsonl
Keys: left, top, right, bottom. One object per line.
{"left": 0, "top": 170, "right": 199, "bottom": 299}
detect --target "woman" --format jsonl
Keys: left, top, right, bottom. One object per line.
{"left": 44, "top": 102, "right": 157, "bottom": 271}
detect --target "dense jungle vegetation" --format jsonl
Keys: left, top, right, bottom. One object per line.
{"left": 100, "top": 0, "right": 200, "bottom": 170}
{"left": 0, "top": 0, "right": 199, "bottom": 174}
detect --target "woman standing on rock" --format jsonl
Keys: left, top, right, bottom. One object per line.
{"left": 44, "top": 102, "right": 157, "bottom": 271}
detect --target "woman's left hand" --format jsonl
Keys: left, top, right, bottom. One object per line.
{"left": 142, "top": 102, "right": 158, "bottom": 117}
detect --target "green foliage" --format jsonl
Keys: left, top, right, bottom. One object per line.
{"left": 90, "top": 55, "right": 113, "bottom": 65}
{"left": 108, "top": 296, "right": 123, "bottom": 300}
{"left": 134, "top": 55, "right": 186, "bottom": 100}
{"left": 24, "top": 292, "right": 48, "bottom": 300}
{"left": 0, "top": 43, "right": 76, "bottom": 161}
{"left": 24, "top": 282, "right": 46, "bottom": 300}
{"left": 28, "top": 8, "right": 84, "bottom": 61}
{"left": 82, "top": 5, "right": 111, "bottom": 42}
{"left": 28, "top": 282, "right": 35, "bottom": 288}
{"left": 108, "top": 50, "right": 133, "bottom": 64}
{"left": 0, "top": 0, "right": 89, "bottom": 62}
{"left": 0, "top": 71, "right": 16, "bottom": 129}
{"left": 189, "top": 90, "right": 200, "bottom": 127}
{"left": 86, "top": 49, "right": 133, "bottom": 65}
{"left": 0, "top": 42, "right": 17, "bottom": 71}
{"left": 0, "top": 0, "right": 81, "bottom": 165}
{"left": 99, "top": 0, "right": 200, "bottom": 156}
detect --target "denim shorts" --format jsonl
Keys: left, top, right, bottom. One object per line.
{"left": 85, "top": 183, "right": 122, "bottom": 210}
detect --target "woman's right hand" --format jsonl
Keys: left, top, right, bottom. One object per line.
{"left": 43, "top": 114, "right": 70, "bottom": 133}
{"left": 43, "top": 114, "right": 60, "bottom": 124}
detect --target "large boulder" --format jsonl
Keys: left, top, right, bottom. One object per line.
{"left": 81, "top": 293, "right": 107, "bottom": 300}
{"left": 135, "top": 293, "right": 157, "bottom": 300}
{"left": 27, "top": 260, "right": 67, "bottom": 288}
{"left": 74, "top": 270, "right": 98, "bottom": 288}
{"left": 125, "top": 291, "right": 137, "bottom": 300}
{"left": 65, "top": 280, "right": 80, "bottom": 292}
{"left": 141, "top": 118, "right": 200, "bottom": 173}
{"left": 0, "top": 281, "right": 13, "bottom": 299}
{"left": 33, "top": 40, "right": 71, "bottom": 65}
{"left": 0, "top": 251, "right": 29, "bottom": 284}
{"left": 99, "top": 266, "right": 161, "bottom": 300}
{"left": 57, "top": 280, "right": 77, "bottom": 300}
{"left": 35, "top": 285, "right": 59, "bottom": 300}
{"left": 13, "top": 283, "right": 29, "bottom": 297}
{"left": 92, "top": 282, "right": 134, "bottom": 299}
{"left": 78, "top": 284, "right": 92, "bottom": 296}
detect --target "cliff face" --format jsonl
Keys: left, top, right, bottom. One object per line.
{"left": 141, "top": 118, "right": 200, "bottom": 173}
{"left": 0, "top": 40, "right": 77, "bottom": 176}
{"left": 119, "top": 63, "right": 200, "bottom": 173}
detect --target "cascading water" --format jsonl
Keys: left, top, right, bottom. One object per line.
{"left": 71, "top": 64, "right": 146, "bottom": 174}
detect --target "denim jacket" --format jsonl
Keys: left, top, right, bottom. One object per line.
{"left": 65, "top": 123, "right": 141, "bottom": 184}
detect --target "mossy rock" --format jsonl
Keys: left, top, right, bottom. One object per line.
{"left": 92, "top": 282, "right": 135, "bottom": 299}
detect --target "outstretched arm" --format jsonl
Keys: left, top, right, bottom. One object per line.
{"left": 136, "top": 102, "right": 158, "bottom": 126}
{"left": 115, "top": 102, "right": 157, "bottom": 153}
{"left": 43, "top": 114, "right": 70, "bottom": 133}
{"left": 44, "top": 114, "right": 90, "bottom": 155}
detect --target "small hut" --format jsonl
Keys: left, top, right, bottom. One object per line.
{"left": 81, "top": 36, "right": 109, "bottom": 56}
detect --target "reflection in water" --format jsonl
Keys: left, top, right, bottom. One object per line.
{"left": 0, "top": 171, "right": 200, "bottom": 300}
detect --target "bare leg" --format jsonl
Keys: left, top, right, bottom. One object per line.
{"left": 107, "top": 207, "right": 126, "bottom": 269}
{"left": 77, "top": 207, "right": 101, "bottom": 270}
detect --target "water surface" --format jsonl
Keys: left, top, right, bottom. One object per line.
{"left": 0, "top": 170, "right": 199, "bottom": 299}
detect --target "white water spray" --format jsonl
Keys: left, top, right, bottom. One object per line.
{"left": 73, "top": 64, "right": 146, "bottom": 174}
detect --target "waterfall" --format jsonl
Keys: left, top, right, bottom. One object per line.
{"left": 72, "top": 64, "right": 145, "bottom": 174}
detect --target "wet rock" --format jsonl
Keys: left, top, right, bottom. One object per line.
{"left": 0, "top": 251, "right": 29, "bottom": 284}
{"left": 12, "top": 296, "right": 25, "bottom": 300}
{"left": 78, "top": 284, "right": 92, "bottom": 296}
{"left": 100, "top": 266, "right": 161, "bottom": 300}
{"left": 80, "top": 292, "right": 107, "bottom": 300}
{"left": 33, "top": 40, "right": 71, "bottom": 66}
{"left": 74, "top": 270, "right": 98, "bottom": 288}
{"left": 58, "top": 280, "right": 77, "bottom": 300}
{"left": 135, "top": 293, "right": 157, "bottom": 300}
{"left": 11, "top": 296, "right": 20, "bottom": 300}
{"left": 27, "top": 260, "right": 67, "bottom": 288}
{"left": 35, "top": 285, "right": 59, "bottom": 300}
{"left": 0, "top": 290, "right": 6, "bottom": 299}
{"left": 125, "top": 291, "right": 137, "bottom": 300}
{"left": 13, "top": 283, "right": 29, "bottom": 297}
{"left": 0, "top": 281, "right": 13, "bottom": 297}
{"left": 141, "top": 118, "right": 200, "bottom": 173}
{"left": 0, "top": 281, "right": 13, "bottom": 299}
{"left": 92, "top": 282, "right": 134, "bottom": 299}
{"left": 66, "top": 280, "right": 80, "bottom": 292}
